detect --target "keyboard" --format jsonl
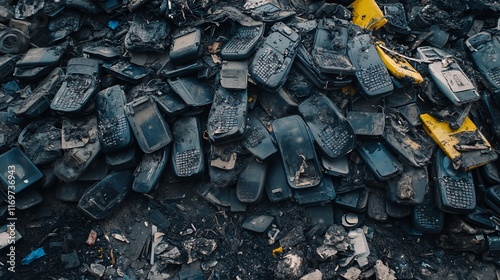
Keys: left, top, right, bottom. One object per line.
{"left": 99, "top": 115, "right": 128, "bottom": 148}
{"left": 440, "top": 177, "right": 475, "bottom": 208}
{"left": 174, "top": 148, "right": 201, "bottom": 176}
{"left": 318, "top": 125, "right": 352, "bottom": 158}
{"left": 52, "top": 76, "right": 92, "bottom": 110}
{"left": 359, "top": 64, "right": 393, "bottom": 92}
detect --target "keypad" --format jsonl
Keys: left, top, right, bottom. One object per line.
{"left": 175, "top": 149, "right": 200, "bottom": 176}
{"left": 252, "top": 47, "right": 285, "bottom": 82}
{"left": 414, "top": 201, "right": 442, "bottom": 230}
{"left": 223, "top": 28, "right": 261, "bottom": 54}
{"left": 318, "top": 125, "right": 352, "bottom": 158}
{"left": 440, "top": 177, "right": 475, "bottom": 209}
{"left": 213, "top": 107, "right": 238, "bottom": 134}
{"left": 99, "top": 115, "right": 128, "bottom": 148}
{"left": 359, "top": 64, "right": 392, "bottom": 92}
{"left": 488, "top": 67, "right": 500, "bottom": 87}
{"left": 52, "top": 76, "right": 92, "bottom": 110}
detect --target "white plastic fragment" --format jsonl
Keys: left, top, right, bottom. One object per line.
{"left": 348, "top": 228, "right": 370, "bottom": 267}
{"left": 111, "top": 233, "right": 130, "bottom": 243}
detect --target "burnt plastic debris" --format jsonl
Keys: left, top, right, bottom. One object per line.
{"left": 171, "top": 116, "right": 205, "bottom": 178}
{"left": 242, "top": 215, "right": 274, "bottom": 233}
{"left": 125, "top": 13, "right": 169, "bottom": 53}
{"left": 124, "top": 96, "right": 172, "bottom": 153}
{"left": 51, "top": 58, "right": 100, "bottom": 115}
{"left": 96, "top": 85, "right": 134, "bottom": 154}
{"left": 417, "top": 46, "right": 480, "bottom": 106}
{"left": 78, "top": 170, "right": 134, "bottom": 220}
{"left": 18, "top": 118, "right": 62, "bottom": 165}
{"left": 249, "top": 22, "right": 300, "bottom": 92}
{"left": 14, "top": 45, "right": 66, "bottom": 80}
{"left": 298, "top": 94, "right": 356, "bottom": 159}
{"left": 272, "top": 115, "right": 322, "bottom": 189}
{"left": 13, "top": 67, "right": 64, "bottom": 118}
{"left": 0, "top": 147, "right": 43, "bottom": 194}
{"left": 133, "top": 147, "right": 169, "bottom": 193}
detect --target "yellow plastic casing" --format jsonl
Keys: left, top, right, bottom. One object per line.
{"left": 420, "top": 113, "right": 496, "bottom": 171}
{"left": 374, "top": 41, "right": 424, "bottom": 84}
{"left": 350, "top": 0, "right": 388, "bottom": 30}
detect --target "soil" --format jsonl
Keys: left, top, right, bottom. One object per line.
{"left": 4, "top": 177, "right": 499, "bottom": 279}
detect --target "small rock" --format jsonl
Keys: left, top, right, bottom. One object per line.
{"left": 280, "top": 226, "right": 306, "bottom": 248}
{"left": 374, "top": 260, "right": 396, "bottom": 280}
{"left": 300, "top": 269, "right": 322, "bottom": 280}
{"left": 319, "top": 262, "right": 336, "bottom": 279}
{"left": 315, "top": 245, "right": 338, "bottom": 262}
{"left": 341, "top": 267, "right": 361, "bottom": 280}
{"left": 160, "top": 247, "right": 182, "bottom": 264}
{"left": 90, "top": 263, "right": 106, "bottom": 277}
{"left": 154, "top": 242, "right": 171, "bottom": 255}
{"left": 324, "top": 224, "right": 348, "bottom": 247}
{"left": 183, "top": 238, "right": 217, "bottom": 264}
{"left": 201, "top": 260, "right": 218, "bottom": 271}
{"left": 275, "top": 251, "right": 306, "bottom": 279}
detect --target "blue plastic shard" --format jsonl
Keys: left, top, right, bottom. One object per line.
{"left": 22, "top": 248, "right": 46, "bottom": 265}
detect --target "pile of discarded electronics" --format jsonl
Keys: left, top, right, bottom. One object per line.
{"left": 1, "top": 0, "right": 500, "bottom": 271}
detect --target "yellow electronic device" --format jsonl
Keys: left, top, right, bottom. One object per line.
{"left": 420, "top": 113, "right": 497, "bottom": 171}
{"left": 374, "top": 41, "right": 424, "bottom": 84}
{"left": 350, "top": 0, "right": 388, "bottom": 30}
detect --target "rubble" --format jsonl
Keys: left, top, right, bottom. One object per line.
{"left": 2, "top": 0, "right": 500, "bottom": 278}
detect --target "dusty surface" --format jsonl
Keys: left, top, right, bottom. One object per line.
{"left": 4, "top": 177, "right": 499, "bottom": 279}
